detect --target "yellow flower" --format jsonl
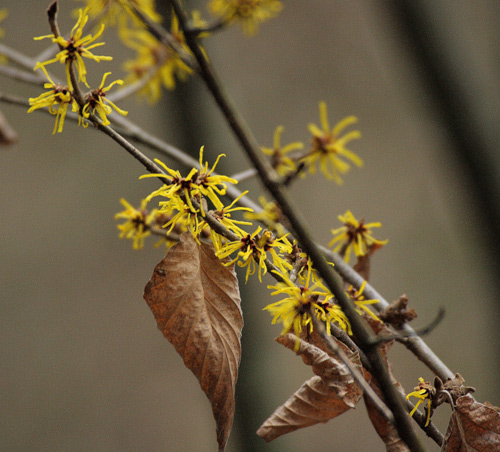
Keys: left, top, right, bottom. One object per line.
{"left": 161, "top": 196, "right": 202, "bottom": 239}
{"left": 261, "top": 126, "right": 303, "bottom": 177}
{"left": 264, "top": 265, "right": 329, "bottom": 335}
{"left": 256, "top": 229, "right": 293, "bottom": 274}
{"left": 34, "top": 6, "right": 112, "bottom": 87}
{"left": 200, "top": 190, "right": 254, "bottom": 251}
{"left": 81, "top": 72, "right": 128, "bottom": 126}
{"left": 406, "top": 377, "right": 433, "bottom": 427}
{"left": 141, "top": 158, "right": 199, "bottom": 214}
{"left": 329, "top": 210, "right": 388, "bottom": 263}
{"left": 216, "top": 227, "right": 265, "bottom": 282}
{"left": 75, "top": 0, "right": 161, "bottom": 29}
{"left": 209, "top": 0, "right": 283, "bottom": 36}
{"left": 347, "top": 281, "right": 380, "bottom": 322}
{"left": 27, "top": 66, "right": 77, "bottom": 134}
{"left": 195, "top": 146, "right": 238, "bottom": 211}
{"left": 121, "top": 12, "right": 198, "bottom": 102}
{"left": 141, "top": 147, "right": 240, "bottom": 244}
{"left": 115, "top": 197, "right": 158, "bottom": 249}
{"left": 315, "top": 297, "right": 351, "bottom": 336}
{"left": 302, "top": 101, "right": 362, "bottom": 184}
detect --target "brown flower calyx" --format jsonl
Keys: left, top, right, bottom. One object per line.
{"left": 379, "top": 294, "right": 417, "bottom": 328}
{"left": 434, "top": 373, "right": 476, "bottom": 408}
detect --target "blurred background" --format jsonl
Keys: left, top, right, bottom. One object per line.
{"left": 1, "top": 1, "right": 499, "bottom": 451}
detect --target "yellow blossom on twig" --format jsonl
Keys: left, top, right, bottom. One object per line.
{"left": 27, "top": 66, "right": 77, "bottom": 134}
{"left": 302, "top": 101, "right": 362, "bottom": 184}
{"left": 81, "top": 72, "right": 128, "bottom": 126}
{"left": 200, "top": 190, "right": 254, "bottom": 251}
{"left": 216, "top": 227, "right": 266, "bottom": 282}
{"left": 34, "top": 6, "right": 112, "bottom": 87}
{"left": 347, "top": 281, "right": 380, "bottom": 322}
{"left": 406, "top": 377, "right": 433, "bottom": 427}
{"left": 329, "top": 210, "right": 388, "bottom": 263}
{"left": 263, "top": 264, "right": 349, "bottom": 336}
{"left": 195, "top": 146, "right": 238, "bottom": 212}
{"left": 261, "top": 126, "right": 303, "bottom": 177}
{"left": 115, "top": 197, "right": 158, "bottom": 249}
{"left": 75, "top": 0, "right": 161, "bottom": 30}
{"left": 209, "top": 0, "right": 283, "bottom": 35}
{"left": 141, "top": 147, "right": 239, "bottom": 242}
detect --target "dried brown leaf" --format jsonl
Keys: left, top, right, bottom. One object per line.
{"left": 441, "top": 394, "right": 500, "bottom": 452}
{"left": 277, "top": 333, "right": 361, "bottom": 402}
{"left": 257, "top": 375, "right": 360, "bottom": 442}
{"left": 143, "top": 233, "right": 243, "bottom": 452}
{"left": 257, "top": 334, "right": 363, "bottom": 441}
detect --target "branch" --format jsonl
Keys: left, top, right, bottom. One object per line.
{"left": 169, "top": 1, "right": 426, "bottom": 450}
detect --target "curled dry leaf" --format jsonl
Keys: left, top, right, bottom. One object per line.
{"left": 143, "top": 233, "right": 243, "bottom": 452}
{"left": 257, "top": 334, "right": 363, "bottom": 442}
{"left": 441, "top": 394, "right": 500, "bottom": 452}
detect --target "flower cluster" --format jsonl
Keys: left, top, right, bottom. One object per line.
{"left": 34, "top": 6, "right": 112, "bottom": 87}
{"left": 347, "top": 281, "right": 381, "bottom": 322}
{"left": 216, "top": 227, "right": 293, "bottom": 282}
{"left": 264, "top": 262, "right": 349, "bottom": 336}
{"left": 260, "top": 103, "right": 363, "bottom": 184}
{"left": 140, "top": 146, "right": 243, "bottom": 240}
{"left": 261, "top": 126, "right": 303, "bottom": 177}
{"left": 115, "top": 198, "right": 158, "bottom": 250}
{"left": 199, "top": 190, "right": 253, "bottom": 251}
{"left": 209, "top": 0, "right": 283, "bottom": 36}
{"left": 81, "top": 72, "right": 128, "bottom": 126}
{"left": 29, "top": 6, "right": 127, "bottom": 133}
{"left": 329, "top": 210, "right": 388, "bottom": 263}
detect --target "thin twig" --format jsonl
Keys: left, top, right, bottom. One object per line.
{"left": 369, "top": 308, "right": 445, "bottom": 346}
{"left": 0, "top": 64, "right": 46, "bottom": 85}
{"left": 0, "top": 43, "right": 37, "bottom": 68}
{"left": 229, "top": 167, "right": 258, "bottom": 183}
